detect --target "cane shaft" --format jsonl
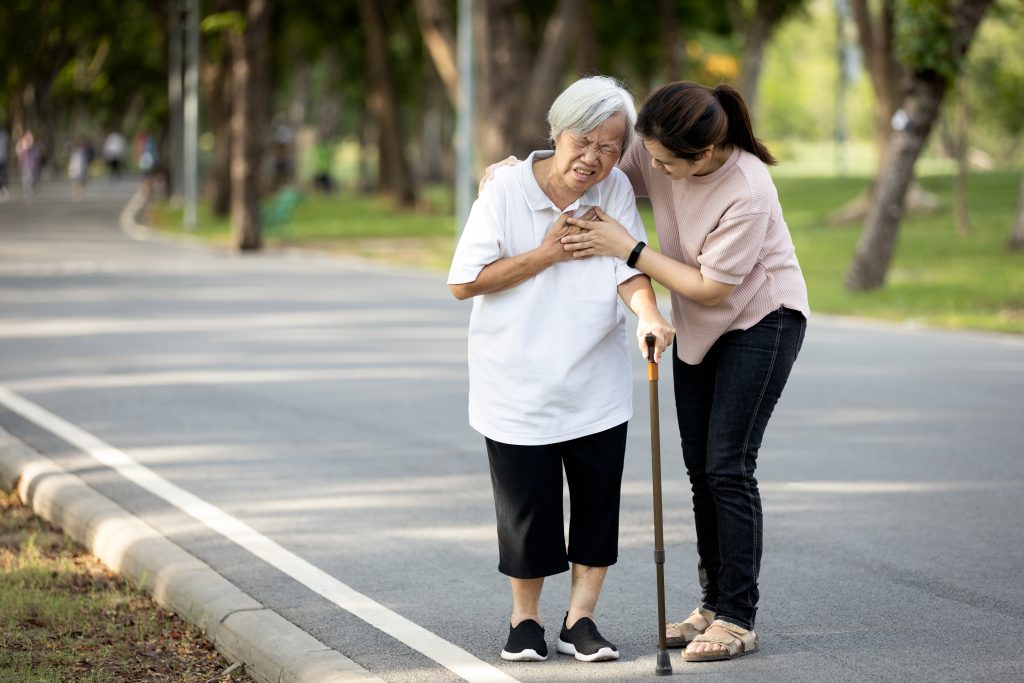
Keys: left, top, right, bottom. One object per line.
{"left": 650, "top": 374, "right": 668, "bottom": 653}
{"left": 646, "top": 335, "right": 670, "bottom": 660}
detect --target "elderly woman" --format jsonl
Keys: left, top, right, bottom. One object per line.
{"left": 448, "top": 76, "right": 674, "bottom": 663}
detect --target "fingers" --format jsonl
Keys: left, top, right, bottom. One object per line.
{"left": 565, "top": 218, "right": 596, "bottom": 231}
{"left": 637, "top": 326, "right": 675, "bottom": 363}
{"left": 478, "top": 156, "right": 521, "bottom": 193}
{"left": 560, "top": 233, "right": 590, "bottom": 245}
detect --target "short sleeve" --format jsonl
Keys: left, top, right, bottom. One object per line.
{"left": 616, "top": 137, "right": 649, "bottom": 199}
{"left": 697, "top": 209, "right": 769, "bottom": 285}
{"left": 603, "top": 171, "right": 649, "bottom": 286}
{"left": 447, "top": 191, "right": 504, "bottom": 285}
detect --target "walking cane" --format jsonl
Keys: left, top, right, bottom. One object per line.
{"left": 646, "top": 334, "right": 673, "bottom": 675}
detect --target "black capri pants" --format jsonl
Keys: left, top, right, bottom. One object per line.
{"left": 485, "top": 422, "right": 628, "bottom": 579}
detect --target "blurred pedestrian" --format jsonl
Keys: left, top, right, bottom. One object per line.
{"left": 103, "top": 130, "right": 127, "bottom": 178}
{"left": 68, "top": 139, "right": 89, "bottom": 200}
{"left": 272, "top": 117, "right": 294, "bottom": 190}
{"left": 0, "top": 124, "right": 9, "bottom": 201}
{"left": 15, "top": 130, "right": 40, "bottom": 200}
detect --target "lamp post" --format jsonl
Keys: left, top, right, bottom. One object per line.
{"left": 455, "top": 0, "right": 474, "bottom": 237}
{"left": 183, "top": 0, "right": 199, "bottom": 230}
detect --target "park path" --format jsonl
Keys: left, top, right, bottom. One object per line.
{"left": 1, "top": 183, "right": 1023, "bottom": 682}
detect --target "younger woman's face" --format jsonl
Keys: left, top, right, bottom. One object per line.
{"left": 643, "top": 138, "right": 711, "bottom": 180}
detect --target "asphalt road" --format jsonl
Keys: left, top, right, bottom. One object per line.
{"left": 1, "top": 183, "right": 1022, "bottom": 682}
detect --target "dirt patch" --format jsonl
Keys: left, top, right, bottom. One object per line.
{"left": 0, "top": 489, "right": 253, "bottom": 682}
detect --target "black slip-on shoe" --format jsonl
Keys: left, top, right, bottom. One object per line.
{"left": 556, "top": 614, "right": 620, "bottom": 662}
{"left": 500, "top": 619, "right": 548, "bottom": 662}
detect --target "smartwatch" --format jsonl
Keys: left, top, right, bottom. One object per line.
{"left": 627, "top": 240, "right": 646, "bottom": 268}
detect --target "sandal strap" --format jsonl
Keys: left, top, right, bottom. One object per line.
{"left": 691, "top": 606, "right": 716, "bottom": 622}
{"left": 708, "top": 619, "right": 758, "bottom": 651}
{"left": 667, "top": 606, "right": 716, "bottom": 630}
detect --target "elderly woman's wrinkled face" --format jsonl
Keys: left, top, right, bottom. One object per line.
{"left": 552, "top": 114, "right": 627, "bottom": 195}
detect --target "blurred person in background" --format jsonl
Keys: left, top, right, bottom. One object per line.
{"left": 68, "top": 139, "right": 89, "bottom": 200}
{"left": 0, "top": 123, "right": 9, "bottom": 201}
{"left": 15, "top": 130, "right": 40, "bottom": 200}
{"left": 103, "top": 130, "right": 127, "bottom": 178}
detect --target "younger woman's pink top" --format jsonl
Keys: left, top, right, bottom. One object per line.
{"left": 618, "top": 141, "right": 810, "bottom": 364}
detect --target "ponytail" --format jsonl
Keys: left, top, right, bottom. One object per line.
{"left": 713, "top": 85, "right": 776, "bottom": 165}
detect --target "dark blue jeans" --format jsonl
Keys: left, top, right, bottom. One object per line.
{"left": 673, "top": 307, "right": 806, "bottom": 630}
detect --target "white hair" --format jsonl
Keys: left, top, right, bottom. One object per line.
{"left": 547, "top": 76, "right": 637, "bottom": 157}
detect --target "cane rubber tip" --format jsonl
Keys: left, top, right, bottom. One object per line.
{"left": 655, "top": 649, "right": 673, "bottom": 675}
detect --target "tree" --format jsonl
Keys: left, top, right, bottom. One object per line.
{"left": 476, "top": 0, "right": 582, "bottom": 162}
{"left": 0, "top": 0, "right": 165, "bottom": 169}
{"left": 845, "top": 0, "right": 994, "bottom": 291}
{"left": 229, "top": 0, "right": 271, "bottom": 251}
{"left": 414, "top": 0, "right": 460, "bottom": 108}
{"left": 201, "top": 5, "right": 238, "bottom": 217}
{"left": 726, "top": 0, "right": 806, "bottom": 121}
{"left": 849, "top": 0, "right": 900, "bottom": 173}
{"left": 359, "top": 0, "right": 417, "bottom": 206}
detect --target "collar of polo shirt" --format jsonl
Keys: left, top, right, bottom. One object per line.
{"left": 519, "top": 150, "right": 604, "bottom": 213}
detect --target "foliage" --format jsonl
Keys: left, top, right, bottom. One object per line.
{"left": 895, "top": 0, "right": 957, "bottom": 79}
{"left": 962, "top": 0, "right": 1024, "bottom": 145}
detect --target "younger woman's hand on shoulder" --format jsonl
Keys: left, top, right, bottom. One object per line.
{"left": 561, "top": 207, "right": 637, "bottom": 260}
{"left": 478, "top": 156, "right": 521, "bottom": 193}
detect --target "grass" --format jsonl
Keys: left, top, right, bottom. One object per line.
{"left": 0, "top": 489, "right": 252, "bottom": 683}
{"left": 773, "top": 171, "right": 1024, "bottom": 333}
{"left": 150, "top": 169, "right": 1024, "bottom": 334}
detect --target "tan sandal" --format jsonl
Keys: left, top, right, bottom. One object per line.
{"left": 682, "top": 619, "right": 759, "bottom": 662}
{"left": 665, "top": 607, "right": 716, "bottom": 648}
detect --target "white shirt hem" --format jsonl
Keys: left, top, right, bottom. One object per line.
{"left": 470, "top": 408, "right": 633, "bottom": 446}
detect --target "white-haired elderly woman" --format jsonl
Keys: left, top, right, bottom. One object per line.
{"left": 449, "top": 76, "right": 675, "bottom": 663}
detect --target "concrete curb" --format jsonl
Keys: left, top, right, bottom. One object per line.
{"left": 0, "top": 427, "right": 384, "bottom": 683}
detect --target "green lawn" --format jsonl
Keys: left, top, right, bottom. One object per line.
{"left": 151, "top": 170, "right": 1024, "bottom": 334}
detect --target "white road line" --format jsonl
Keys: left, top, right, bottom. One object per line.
{"left": 0, "top": 386, "right": 520, "bottom": 683}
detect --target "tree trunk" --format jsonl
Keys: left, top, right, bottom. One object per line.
{"left": 953, "top": 78, "right": 970, "bottom": 236}
{"left": 1009, "top": 170, "right": 1024, "bottom": 251}
{"left": 850, "top": 0, "right": 900, "bottom": 175}
{"left": 414, "top": 0, "right": 460, "bottom": 108}
{"left": 573, "top": 1, "right": 599, "bottom": 77}
{"left": 738, "top": 9, "right": 772, "bottom": 121}
{"left": 476, "top": 0, "right": 529, "bottom": 164}
{"left": 229, "top": 0, "right": 271, "bottom": 251}
{"left": 204, "top": 30, "right": 233, "bottom": 217}
{"left": 360, "top": 0, "right": 416, "bottom": 206}
{"left": 659, "top": 0, "right": 685, "bottom": 80}
{"left": 517, "top": 0, "right": 582, "bottom": 151}
{"left": 729, "top": 0, "right": 800, "bottom": 124}
{"left": 477, "top": 0, "right": 580, "bottom": 163}
{"left": 846, "top": 0, "right": 993, "bottom": 291}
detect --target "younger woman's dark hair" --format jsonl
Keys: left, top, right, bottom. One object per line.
{"left": 636, "top": 81, "right": 776, "bottom": 165}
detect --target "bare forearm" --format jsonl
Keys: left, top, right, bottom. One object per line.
{"left": 617, "top": 275, "right": 660, "bottom": 318}
{"left": 449, "top": 248, "right": 555, "bottom": 299}
{"left": 633, "top": 247, "right": 733, "bottom": 306}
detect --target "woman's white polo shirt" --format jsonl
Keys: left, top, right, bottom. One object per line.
{"left": 448, "top": 150, "right": 647, "bottom": 446}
